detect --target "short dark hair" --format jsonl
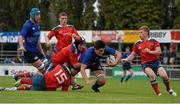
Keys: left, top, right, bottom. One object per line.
{"left": 58, "top": 12, "right": 67, "bottom": 17}
{"left": 94, "top": 40, "right": 106, "bottom": 49}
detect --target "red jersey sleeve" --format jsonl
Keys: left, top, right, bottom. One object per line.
{"left": 69, "top": 53, "right": 79, "bottom": 65}
{"left": 132, "top": 40, "right": 141, "bottom": 54}
{"left": 47, "top": 29, "right": 56, "bottom": 40}
{"left": 154, "top": 40, "right": 160, "bottom": 48}
{"left": 48, "top": 25, "right": 61, "bottom": 40}
{"left": 72, "top": 27, "right": 79, "bottom": 37}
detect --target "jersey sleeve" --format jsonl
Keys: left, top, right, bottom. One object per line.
{"left": 106, "top": 47, "right": 116, "bottom": 55}
{"left": 154, "top": 40, "right": 160, "bottom": 48}
{"left": 47, "top": 29, "right": 56, "bottom": 40}
{"left": 132, "top": 40, "right": 141, "bottom": 54}
{"left": 69, "top": 54, "right": 79, "bottom": 65}
{"left": 72, "top": 27, "right": 79, "bottom": 37}
{"left": 82, "top": 49, "right": 92, "bottom": 65}
{"left": 20, "top": 23, "right": 30, "bottom": 37}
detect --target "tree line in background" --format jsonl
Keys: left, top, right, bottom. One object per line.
{"left": 0, "top": 0, "right": 179, "bottom": 31}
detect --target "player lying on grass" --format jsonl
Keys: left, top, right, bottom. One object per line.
{"left": 80, "top": 40, "right": 121, "bottom": 92}
{"left": 121, "top": 25, "right": 177, "bottom": 96}
{"left": 0, "top": 64, "right": 71, "bottom": 91}
{"left": 12, "top": 37, "right": 86, "bottom": 90}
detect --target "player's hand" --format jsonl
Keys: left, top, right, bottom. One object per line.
{"left": 107, "top": 60, "right": 117, "bottom": 67}
{"left": 85, "top": 79, "right": 93, "bottom": 84}
{"left": 121, "top": 59, "right": 127, "bottom": 63}
{"left": 46, "top": 41, "right": 51, "bottom": 47}
{"left": 18, "top": 47, "right": 26, "bottom": 52}
{"left": 143, "top": 48, "right": 150, "bottom": 53}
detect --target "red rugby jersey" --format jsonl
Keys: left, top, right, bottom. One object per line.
{"left": 45, "top": 65, "right": 71, "bottom": 91}
{"left": 132, "top": 39, "right": 160, "bottom": 64}
{"left": 52, "top": 44, "right": 86, "bottom": 66}
{"left": 48, "top": 25, "right": 79, "bottom": 52}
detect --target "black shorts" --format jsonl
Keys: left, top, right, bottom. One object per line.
{"left": 24, "top": 51, "right": 45, "bottom": 63}
{"left": 123, "top": 62, "right": 131, "bottom": 70}
{"left": 87, "top": 64, "right": 104, "bottom": 72}
{"left": 141, "top": 60, "right": 161, "bottom": 75}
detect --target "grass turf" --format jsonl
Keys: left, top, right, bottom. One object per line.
{"left": 0, "top": 76, "right": 179, "bottom": 103}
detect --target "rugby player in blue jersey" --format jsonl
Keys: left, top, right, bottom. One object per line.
{"left": 18, "top": 8, "right": 47, "bottom": 74}
{"left": 80, "top": 40, "right": 121, "bottom": 92}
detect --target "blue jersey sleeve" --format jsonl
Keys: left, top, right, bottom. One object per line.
{"left": 106, "top": 47, "right": 116, "bottom": 55}
{"left": 82, "top": 48, "right": 93, "bottom": 65}
{"left": 20, "top": 21, "right": 30, "bottom": 37}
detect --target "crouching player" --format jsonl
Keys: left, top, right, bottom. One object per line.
{"left": 50, "top": 37, "right": 86, "bottom": 90}
{"left": 80, "top": 40, "right": 121, "bottom": 92}
{"left": 0, "top": 64, "right": 71, "bottom": 91}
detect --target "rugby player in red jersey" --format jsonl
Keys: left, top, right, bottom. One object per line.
{"left": 13, "top": 37, "right": 86, "bottom": 90}
{"left": 50, "top": 37, "right": 86, "bottom": 90}
{"left": 46, "top": 12, "right": 80, "bottom": 52}
{"left": 122, "top": 26, "right": 177, "bottom": 96}
{"left": 0, "top": 64, "right": 71, "bottom": 91}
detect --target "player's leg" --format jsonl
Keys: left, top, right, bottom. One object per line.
{"left": 71, "top": 69, "right": 84, "bottom": 90}
{"left": 0, "top": 85, "right": 31, "bottom": 91}
{"left": 24, "top": 51, "right": 46, "bottom": 74}
{"left": 157, "top": 67, "right": 177, "bottom": 96}
{"left": 14, "top": 72, "right": 37, "bottom": 86}
{"left": 68, "top": 63, "right": 83, "bottom": 90}
{"left": 91, "top": 70, "right": 105, "bottom": 92}
{"left": 144, "top": 67, "right": 161, "bottom": 96}
{"left": 30, "top": 73, "right": 46, "bottom": 91}
{"left": 125, "top": 69, "right": 133, "bottom": 82}
{"left": 14, "top": 72, "right": 34, "bottom": 79}
{"left": 121, "top": 70, "right": 126, "bottom": 83}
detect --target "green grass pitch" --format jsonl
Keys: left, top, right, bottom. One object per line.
{"left": 0, "top": 76, "right": 179, "bottom": 103}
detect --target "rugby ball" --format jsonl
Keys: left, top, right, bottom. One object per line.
{"left": 106, "top": 55, "right": 116, "bottom": 62}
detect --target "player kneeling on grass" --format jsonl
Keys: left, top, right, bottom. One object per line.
{"left": 50, "top": 37, "right": 86, "bottom": 90}
{"left": 80, "top": 40, "right": 121, "bottom": 92}
{"left": 0, "top": 64, "right": 71, "bottom": 91}
{"left": 121, "top": 25, "right": 177, "bottom": 96}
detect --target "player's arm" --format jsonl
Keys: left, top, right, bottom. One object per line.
{"left": 46, "top": 30, "right": 56, "bottom": 47}
{"left": 144, "top": 47, "right": 161, "bottom": 56}
{"left": 108, "top": 51, "right": 122, "bottom": 67}
{"left": 18, "top": 35, "right": 26, "bottom": 51}
{"left": 80, "top": 64, "right": 93, "bottom": 84}
{"left": 38, "top": 39, "right": 45, "bottom": 55}
{"left": 122, "top": 51, "right": 136, "bottom": 62}
{"left": 72, "top": 27, "right": 80, "bottom": 39}
{"left": 18, "top": 23, "right": 30, "bottom": 52}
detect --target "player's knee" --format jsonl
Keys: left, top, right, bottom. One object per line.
{"left": 161, "top": 75, "right": 169, "bottom": 80}
{"left": 71, "top": 70, "right": 79, "bottom": 76}
{"left": 148, "top": 74, "right": 156, "bottom": 80}
{"left": 98, "top": 79, "right": 106, "bottom": 86}
{"left": 42, "top": 58, "right": 48, "bottom": 66}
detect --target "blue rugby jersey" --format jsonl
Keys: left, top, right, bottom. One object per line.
{"left": 20, "top": 20, "right": 40, "bottom": 52}
{"left": 81, "top": 47, "right": 116, "bottom": 66}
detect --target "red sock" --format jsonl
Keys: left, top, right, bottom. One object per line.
{"left": 17, "top": 86, "right": 30, "bottom": 90}
{"left": 20, "top": 78, "right": 32, "bottom": 85}
{"left": 16, "top": 72, "right": 31, "bottom": 77}
{"left": 151, "top": 80, "right": 160, "bottom": 95}
{"left": 163, "top": 79, "right": 170, "bottom": 92}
